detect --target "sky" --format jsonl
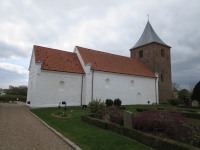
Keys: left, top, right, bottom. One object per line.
{"left": 0, "top": 0, "right": 199, "bottom": 90}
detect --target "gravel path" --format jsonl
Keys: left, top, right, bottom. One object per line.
{"left": 0, "top": 102, "right": 74, "bottom": 150}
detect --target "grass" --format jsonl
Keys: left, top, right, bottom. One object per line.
{"left": 31, "top": 107, "right": 154, "bottom": 150}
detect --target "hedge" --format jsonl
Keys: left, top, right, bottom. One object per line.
{"left": 136, "top": 108, "right": 151, "bottom": 112}
{"left": 177, "top": 105, "right": 200, "bottom": 110}
{"left": 182, "top": 112, "right": 200, "bottom": 119}
{"left": 81, "top": 115, "right": 107, "bottom": 129}
{"left": 81, "top": 115, "right": 199, "bottom": 150}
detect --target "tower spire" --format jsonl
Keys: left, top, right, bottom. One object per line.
{"left": 131, "top": 21, "right": 169, "bottom": 49}
{"left": 147, "top": 14, "right": 149, "bottom": 21}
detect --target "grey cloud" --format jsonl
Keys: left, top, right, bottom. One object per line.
{"left": 0, "top": 0, "right": 200, "bottom": 89}
{"left": 0, "top": 41, "right": 28, "bottom": 59}
{"left": 0, "top": 68, "right": 27, "bottom": 88}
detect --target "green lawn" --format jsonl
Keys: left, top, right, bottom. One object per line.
{"left": 31, "top": 107, "right": 154, "bottom": 150}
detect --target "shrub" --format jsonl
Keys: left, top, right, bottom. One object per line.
{"left": 105, "top": 99, "right": 113, "bottom": 107}
{"left": 114, "top": 98, "right": 122, "bottom": 106}
{"left": 132, "top": 109, "right": 194, "bottom": 143}
{"left": 82, "top": 115, "right": 198, "bottom": 150}
{"left": 88, "top": 99, "right": 105, "bottom": 118}
{"left": 168, "top": 99, "right": 180, "bottom": 105}
{"left": 101, "top": 106, "right": 124, "bottom": 125}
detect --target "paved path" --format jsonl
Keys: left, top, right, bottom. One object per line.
{"left": 0, "top": 102, "right": 74, "bottom": 150}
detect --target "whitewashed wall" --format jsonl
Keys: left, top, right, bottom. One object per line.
{"left": 92, "top": 71, "right": 157, "bottom": 105}
{"left": 74, "top": 48, "right": 92, "bottom": 105}
{"left": 27, "top": 50, "right": 37, "bottom": 107}
{"left": 27, "top": 66, "right": 83, "bottom": 108}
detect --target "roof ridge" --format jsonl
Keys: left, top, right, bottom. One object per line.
{"left": 34, "top": 45, "right": 73, "bottom": 54}
{"left": 76, "top": 46, "right": 136, "bottom": 60}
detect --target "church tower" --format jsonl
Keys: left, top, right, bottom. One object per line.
{"left": 130, "top": 21, "right": 172, "bottom": 103}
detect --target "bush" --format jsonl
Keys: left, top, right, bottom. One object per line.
{"left": 101, "top": 106, "right": 124, "bottom": 125}
{"left": 114, "top": 98, "right": 122, "bottom": 106}
{"left": 88, "top": 99, "right": 105, "bottom": 118}
{"left": 105, "top": 99, "right": 113, "bottom": 107}
{"left": 82, "top": 115, "right": 198, "bottom": 150}
{"left": 132, "top": 109, "right": 194, "bottom": 143}
{"left": 168, "top": 99, "right": 180, "bottom": 105}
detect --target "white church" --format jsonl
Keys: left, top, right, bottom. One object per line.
{"left": 27, "top": 21, "right": 171, "bottom": 108}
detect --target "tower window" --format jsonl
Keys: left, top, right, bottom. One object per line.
{"left": 160, "top": 72, "right": 164, "bottom": 82}
{"left": 139, "top": 50, "right": 143, "bottom": 58}
{"left": 161, "top": 49, "right": 165, "bottom": 57}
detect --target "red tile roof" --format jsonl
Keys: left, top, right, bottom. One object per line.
{"left": 76, "top": 46, "right": 155, "bottom": 78}
{"left": 34, "top": 45, "right": 84, "bottom": 74}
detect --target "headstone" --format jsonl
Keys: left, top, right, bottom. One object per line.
{"left": 192, "top": 100, "right": 199, "bottom": 107}
{"left": 123, "top": 111, "right": 133, "bottom": 129}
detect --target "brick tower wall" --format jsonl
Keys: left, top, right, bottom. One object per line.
{"left": 130, "top": 43, "right": 172, "bottom": 103}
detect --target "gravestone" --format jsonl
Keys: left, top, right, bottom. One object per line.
{"left": 192, "top": 100, "right": 199, "bottom": 107}
{"left": 123, "top": 111, "right": 133, "bottom": 129}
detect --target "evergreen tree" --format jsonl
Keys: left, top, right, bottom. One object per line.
{"left": 191, "top": 81, "right": 200, "bottom": 102}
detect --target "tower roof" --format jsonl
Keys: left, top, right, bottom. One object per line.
{"left": 132, "top": 21, "right": 169, "bottom": 49}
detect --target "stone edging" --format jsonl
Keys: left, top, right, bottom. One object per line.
{"left": 27, "top": 109, "right": 82, "bottom": 150}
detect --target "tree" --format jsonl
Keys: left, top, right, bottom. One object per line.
{"left": 6, "top": 85, "right": 27, "bottom": 96}
{"left": 172, "top": 83, "right": 179, "bottom": 98}
{"left": 178, "top": 89, "right": 190, "bottom": 100}
{"left": 178, "top": 89, "right": 190, "bottom": 105}
{"left": 191, "top": 81, "right": 200, "bottom": 102}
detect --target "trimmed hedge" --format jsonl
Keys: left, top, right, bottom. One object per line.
{"left": 81, "top": 115, "right": 199, "bottom": 150}
{"left": 177, "top": 105, "right": 200, "bottom": 110}
{"left": 182, "top": 112, "right": 200, "bottom": 119}
{"left": 136, "top": 108, "right": 151, "bottom": 112}
{"left": 107, "top": 122, "right": 123, "bottom": 135}
{"left": 81, "top": 115, "right": 107, "bottom": 129}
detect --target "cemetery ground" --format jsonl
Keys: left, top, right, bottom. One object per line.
{"left": 31, "top": 104, "right": 200, "bottom": 150}
{"left": 31, "top": 107, "right": 154, "bottom": 150}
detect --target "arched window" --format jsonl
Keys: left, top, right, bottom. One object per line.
{"left": 137, "top": 92, "right": 141, "bottom": 96}
{"left": 130, "top": 80, "right": 134, "bottom": 88}
{"left": 59, "top": 81, "right": 65, "bottom": 91}
{"left": 105, "top": 78, "right": 110, "bottom": 87}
